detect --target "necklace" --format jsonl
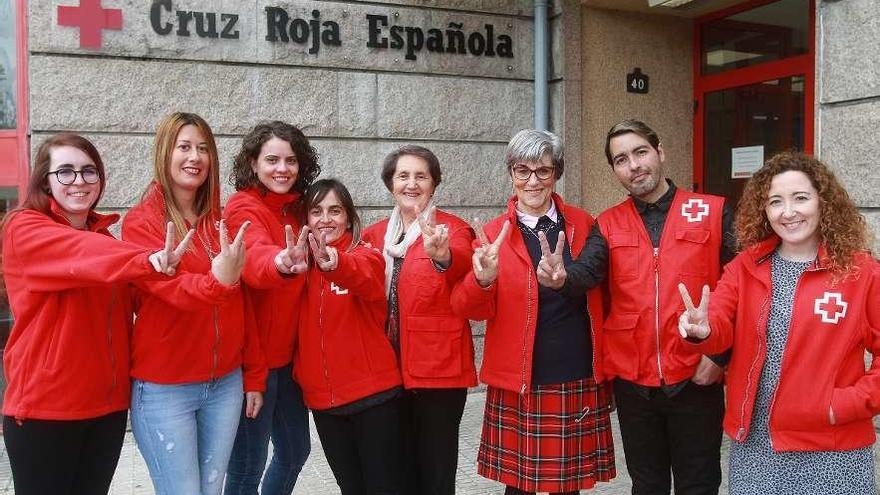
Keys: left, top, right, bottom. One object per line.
{"left": 197, "top": 224, "right": 218, "bottom": 261}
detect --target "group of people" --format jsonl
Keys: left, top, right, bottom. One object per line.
{"left": 0, "top": 113, "right": 877, "bottom": 495}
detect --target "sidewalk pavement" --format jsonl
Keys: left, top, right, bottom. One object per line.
{"left": 1, "top": 391, "right": 877, "bottom": 494}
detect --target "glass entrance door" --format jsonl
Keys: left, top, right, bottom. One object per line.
{"left": 694, "top": 0, "right": 814, "bottom": 206}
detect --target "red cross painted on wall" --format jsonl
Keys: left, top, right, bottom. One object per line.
{"left": 57, "top": 0, "right": 123, "bottom": 49}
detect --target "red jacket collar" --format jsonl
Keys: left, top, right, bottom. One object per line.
{"left": 243, "top": 186, "right": 299, "bottom": 211}
{"left": 48, "top": 198, "right": 119, "bottom": 232}
{"left": 747, "top": 235, "right": 830, "bottom": 269}
{"left": 328, "top": 231, "right": 354, "bottom": 250}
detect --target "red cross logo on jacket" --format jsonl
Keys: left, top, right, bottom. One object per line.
{"left": 330, "top": 282, "right": 349, "bottom": 295}
{"left": 681, "top": 198, "right": 710, "bottom": 223}
{"left": 57, "top": 0, "right": 123, "bottom": 49}
{"left": 814, "top": 292, "right": 848, "bottom": 324}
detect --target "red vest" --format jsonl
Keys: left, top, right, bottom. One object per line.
{"left": 598, "top": 189, "right": 724, "bottom": 386}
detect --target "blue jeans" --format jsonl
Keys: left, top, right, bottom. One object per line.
{"left": 131, "top": 369, "right": 243, "bottom": 495}
{"left": 225, "top": 365, "right": 311, "bottom": 495}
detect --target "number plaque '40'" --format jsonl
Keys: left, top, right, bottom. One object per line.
{"left": 627, "top": 68, "right": 649, "bottom": 94}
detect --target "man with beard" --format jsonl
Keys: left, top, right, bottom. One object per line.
{"left": 537, "top": 119, "right": 735, "bottom": 495}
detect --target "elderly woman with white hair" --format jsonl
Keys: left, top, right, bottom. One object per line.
{"left": 451, "top": 129, "right": 616, "bottom": 495}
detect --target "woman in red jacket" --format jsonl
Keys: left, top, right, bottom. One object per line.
{"left": 297, "top": 178, "right": 403, "bottom": 495}
{"left": 224, "top": 121, "right": 320, "bottom": 495}
{"left": 361, "top": 145, "right": 476, "bottom": 495}
{"left": 451, "top": 130, "right": 614, "bottom": 495}
{"left": 679, "top": 152, "right": 879, "bottom": 495}
{"left": 122, "top": 112, "right": 263, "bottom": 495}
{"left": 1, "top": 133, "right": 188, "bottom": 494}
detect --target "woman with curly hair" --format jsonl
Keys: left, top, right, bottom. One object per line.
{"left": 678, "top": 151, "right": 879, "bottom": 495}
{"left": 224, "top": 121, "right": 321, "bottom": 495}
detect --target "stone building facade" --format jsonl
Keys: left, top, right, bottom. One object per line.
{"left": 0, "top": 0, "right": 877, "bottom": 382}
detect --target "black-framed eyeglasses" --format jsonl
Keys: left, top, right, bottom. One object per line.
{"left": 511, "top": 165, "right": 555, "bottom": 181}
{"left": 47, "top": 168, "right": 100, "bottom": 185}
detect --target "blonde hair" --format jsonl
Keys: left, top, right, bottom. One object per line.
{"left": 151, "top": 112, "right": 221, "bottom": 240}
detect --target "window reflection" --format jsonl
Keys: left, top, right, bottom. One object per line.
{"left": 0, "top": 1, "right": 16, "bottom": 129}
{"left": 701, "top": 0, "right": 809, "bottom": 75}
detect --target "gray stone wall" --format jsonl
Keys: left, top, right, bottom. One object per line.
{"left": 817, "top": 0, "right": 880, "bottom": 252}
{"left": 30, "top": 0, "right": 537, "bottom": 221}
{"left": 29, "top": 0, "right": 585, "bottom": 380}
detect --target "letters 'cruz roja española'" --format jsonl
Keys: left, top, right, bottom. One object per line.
{"left": 148, "top": 2, "right": 514, "bottom": 60}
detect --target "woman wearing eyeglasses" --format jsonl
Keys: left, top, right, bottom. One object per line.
{"left": 361, "top": 145, "right": 476, "bottom": 495}
{"left": 122, "top": 112, "right": 265, "bottom": 495}
{"left": 451, "top": 129, "right": 615, "bottom": 495}
{"left": 1, "top": 133, "right": 188, "bottom": 494}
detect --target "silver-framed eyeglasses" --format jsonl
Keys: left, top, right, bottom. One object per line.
{"left": 47, "top": 167, "right": 100, "bottom": 185}
{"left": 511, "top": 165, "right": 555, "bottom": 181}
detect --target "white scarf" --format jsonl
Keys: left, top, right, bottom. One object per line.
{"left": 382, "top": 200, "right": 435, "bottom": 296}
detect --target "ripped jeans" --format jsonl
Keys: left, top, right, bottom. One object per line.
{"left": 131, "top": 369, "right": 243, "bottom": 495}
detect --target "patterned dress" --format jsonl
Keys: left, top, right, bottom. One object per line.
{"left": 728, "top": 251, "right": 876, "bottom": 495}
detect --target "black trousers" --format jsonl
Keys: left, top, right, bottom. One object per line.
{"left": 614, "top": 378, "right": 724, "bottom": 495}
{"left": 3, "top": 410, "right": 128, "bottom": 495}
{"left": 313, "top": 397, "right": 403, "bottom": 495}
{"left": 399, "top": 388, "right": 467, "bottom": 495}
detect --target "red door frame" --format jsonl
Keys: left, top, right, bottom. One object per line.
{"left": 0, "top": 0, "right": 29, "bottom": 196}
{"left": 692, "top": 0, "right": 815, "bottom": 191}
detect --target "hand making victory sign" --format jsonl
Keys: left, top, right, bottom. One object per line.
{"left": 211, "top": 219, "right": 251, "bottom": 286}
{"left": 677, "top": 283, "right": 711, "bottom": 339}
{"left": 416, "top": 204, "right": 451, "bottom": 267}
{"left": 471, "top": 219, "right": 511, "bottom": 288}
{"left": 308, "top": 231, "right": 338, "bottom": 272}
{"left": 536, "top": 230, "right": 566, "bottom": 290}
{"left": 274, "top": 225, "right": 310, "bottom": 275}
{"left": 148, "top": 221, "right": 196, "bottom": 276}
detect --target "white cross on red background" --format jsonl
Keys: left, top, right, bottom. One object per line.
{"left": 814, "top": 292, "right": 848, "bottom": 324}
{"left": 330, "top": 282, "right": 349, "bottom": 295}
{"left": 681, "top": 198, "right": 710, "bottom": 223}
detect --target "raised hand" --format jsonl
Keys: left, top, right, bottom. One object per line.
{"left": 678, "top": 283, "right": 711, "bottom": 339}
{"left": 308, "top": 231, "right": 338, "bottom": 272}
{"left": 211, "top": 220, "right": 250, "bottom": 286}
{"left": 148, "top": 221, "right": 196, "bottom": 276}
{"left": 275, "top": 225, "right": 310, "bottom": 275}
{"left": 536, "top": 230, "right": 566, "bottom": 289}
{"left": 416, "top": 204, "right": 450, "bottom": 266}
{"left": 471, "top": 219, "right": 511, "bottom": 288}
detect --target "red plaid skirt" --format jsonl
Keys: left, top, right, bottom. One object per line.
{"left": 477, "top": 377, "right": 616, "bottom": 492}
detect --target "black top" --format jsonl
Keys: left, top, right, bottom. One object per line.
{"left": 519, "top": 215, "right": 592, "bottom": 385}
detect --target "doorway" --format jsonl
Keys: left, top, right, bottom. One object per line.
{"left": 693, "top": 0, "right": 814, "bottom": 206}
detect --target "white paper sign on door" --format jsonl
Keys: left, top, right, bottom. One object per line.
{"left": 731, "top": 145, "right": 764, "bottom": 179}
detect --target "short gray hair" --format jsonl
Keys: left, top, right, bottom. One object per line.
{"left": 505, "top": 129, "right": 564, "bottom": 179}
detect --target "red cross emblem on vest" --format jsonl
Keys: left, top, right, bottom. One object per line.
{"left": 330, "top": 282, "right": 349, "bottom": 295}
{"left": 814, "top": 292, "right": 847, "bottom": 324}
{"left": 681, "top": 198, "right": 710, "bottom": 223}
{"left": 57, "top": 0, "right": 123, "bottom": 49}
